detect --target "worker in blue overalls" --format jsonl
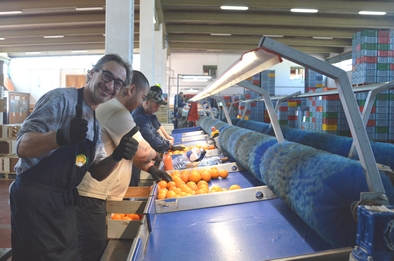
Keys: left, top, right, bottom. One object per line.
{"left": 9, "top": 54, "right": 139, "bottom": 260}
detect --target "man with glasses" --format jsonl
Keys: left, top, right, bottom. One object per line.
{"left": 10, "top": 54, "right": 139, "bottom": 261}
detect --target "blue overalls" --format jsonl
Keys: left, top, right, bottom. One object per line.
{"left": 10, "top": 88, "right": 98, "bottom": 261}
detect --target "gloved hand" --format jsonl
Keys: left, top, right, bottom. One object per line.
{"left": 112, "top": 126, "right": 139, "bottom": 162}
{"left": 56, "top": 104, "right": 88, "bottom": 146}
{"left": 147, "top": 166, "right": 172, "bottom": 182}
{"left": 153, "top": 153, "right": 162, "bottom": 167}
{"left": 171, "top": 145, "right": 185, "bottom": 151}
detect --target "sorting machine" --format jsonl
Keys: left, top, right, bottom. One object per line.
{"left": 102, "top": 37, "right": 394, "bottom": 261}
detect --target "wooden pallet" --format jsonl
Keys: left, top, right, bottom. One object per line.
{"left": 0, "top": 172, "right": 16, "bottom": 179}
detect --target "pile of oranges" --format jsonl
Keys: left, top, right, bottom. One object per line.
{"left": 156, "top": 167, "right": 241, "bottom": 199}
{"left": 168, "top": 144, "right": 215, "bottom": 155}
{"left": 111, "top": 213, "right": 142, "bottom": 220}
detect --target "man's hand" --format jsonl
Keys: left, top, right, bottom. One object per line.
{"left": 56, "top": 104, "right": 88, "bottom": 146}
{"left": 112, "top": 126, "right": 139, "bottom": 162}
{"left": 147, "top": 166, "right": 172, "bottom": 182}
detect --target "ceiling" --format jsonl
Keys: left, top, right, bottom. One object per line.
{"left": 0, "top": 0, "right": 393, "bottom": 59}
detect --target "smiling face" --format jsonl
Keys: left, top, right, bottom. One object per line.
{"left": 85, "top": 60, "right": 127, "bottom": 109}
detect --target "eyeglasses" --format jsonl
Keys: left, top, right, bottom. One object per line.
{"left": 95, "top": 68, "right": 126, "bottom": 90}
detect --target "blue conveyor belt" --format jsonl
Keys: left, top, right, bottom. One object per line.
{"left": 141, "top": 170, "right": 333, "bottom": 260}
{"left": 143, "top": 198, "right": 332, "bottom": 261}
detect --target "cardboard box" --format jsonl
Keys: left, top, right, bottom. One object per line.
{"left": 0, "top": 139, "right": 17, "bottom": 155}
{"left": 106, "top": 188, "right": 152, "bottom": 239}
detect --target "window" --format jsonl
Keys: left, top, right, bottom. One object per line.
{"left": 203, "top": 65, "right": 217, "bottom": 78}
{"left": 290, "top": 66, "right": 305, "bottom": 80}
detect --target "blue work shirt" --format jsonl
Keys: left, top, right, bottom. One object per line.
{"left": 132, "top": 105, "right": 170, "bottom": 153}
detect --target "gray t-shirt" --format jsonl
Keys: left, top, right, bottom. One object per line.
{"left": 15, "top": 88, "right": 106, "bottom": 175}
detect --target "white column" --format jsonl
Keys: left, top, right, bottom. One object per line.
{"left": 139, "top": 0, "right": 155, "bottom": 84}
{"left": 154, "top": 24, "right": 163, "bottom": 88}
{"left": 105, "top": 0, "right": 134, "bottom": 66}
{"left": 161, "top": 47, "right": 168, "bottom": 94}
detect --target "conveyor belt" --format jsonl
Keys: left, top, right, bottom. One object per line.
{"left": 144, "top": 198, "right": 333, "bottom": 261}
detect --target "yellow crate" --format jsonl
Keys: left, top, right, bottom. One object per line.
{"left": 322, "top": 124, "right": 338, "bottom": 131}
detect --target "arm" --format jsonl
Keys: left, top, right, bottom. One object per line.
{"left": 17, "top": 131, "right": 59, "bottom": 158}
{"left": 133, "top": 112, "right": 171, "bottom": 153}
{"left": 159, "top": 126, "right": 173, "bottom": 141}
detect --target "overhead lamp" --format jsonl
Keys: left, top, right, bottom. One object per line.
{"left": 43, "top": 35, "right": 64, "bottom": 39}
{"left": 220, "top": 6, "right": 249, "bottom": 11}
{"left": 0, "top": 38, "right": 5, "bottom": 41}
{"left": 264, "top": 35, "right": 284, "bottom": 38}
{"left": 210, "top": 33, "right": 231, "bottom": 36}
{"left": 25, "top": 52, "right": 41, "bottom": 54}
{"left": 75, "top": 7, "right": 104, "bottom": 11}
{"left": 206, "top": 49, "right": 223, "bottom": 52}
{"left": 181, "top": 75, "right": 212, "bottom": 82}
{"left": 0, "top": 11, "right": 22, "bottom": 15}
{"left": 71, "top": 50, "right": 88, "bottom": 53}
{"left": 191, "top": 47, "right": 282, "bottom": 101}
{"left": 313, "top": 36, "right": 333, "bottom": 40}
{"left": 358, "top": 11, "right": 386, "bottom": 15}
{"left": 290, "top": 8, "right": 318, "bottom": 13}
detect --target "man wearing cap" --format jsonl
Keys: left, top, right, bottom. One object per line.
{"left": 131, "top": 86, "right": 184, "bottom": 185}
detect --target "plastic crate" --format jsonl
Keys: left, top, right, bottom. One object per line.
{"left": 355, "top": 205, "right": 394, "bottom": 260}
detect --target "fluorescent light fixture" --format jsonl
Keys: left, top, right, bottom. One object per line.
{"left": 206, "top": 49, "right": 223, "bottom": 52}
{"left": 313, "top": 36, "right": 333, "bottom": 40}
{"left": 264, "top": 35, "right": 284, "bottom": 38}
{"left": 210, "top": 33, "right": 231, "bottom": 36}
{"left": 71, "top": 50, "right": 88, "bottom": 53}
{"left": 220, "top": 6, "right": 249, "bottom": 11}
{"left": 75, "top": 7, "right": 103, "bottom": 11}
{"left": 0, "top": 11, "right": 22, "bottom": 15}
{"left": 358, "top": 11, "right": 386, "bottom": 15}
{"left": 25, "top": 52, "right": 41, "bottom": 54}
{"left": 153, "top": 16, "right": 156, "bottom": 24}
{"left": 181, "top": 75, "right": 212, "bottom": 82}
{"left": 290, "top": 8, "right": 318, "bottom": 13}
{"left": 191, "top": 48, "right": 282, "bottom": 101}
{"left": 0, "top": 38, "right": 5, "bottom": 41}
{"left": 43, "top": 35, "right": 64, "bottom": 39}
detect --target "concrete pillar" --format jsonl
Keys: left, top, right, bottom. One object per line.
{"left": 139, "top": 0, "right": 155, "bottom": 84}
{"left": 105, "top": 0, "right": 134, "bottom": 66}
{"left": 154, "top": 24, "right": 163, "bottom": 88}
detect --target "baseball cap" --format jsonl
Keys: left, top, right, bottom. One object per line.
{"left": 146, "top": 87, "right": 167, "bottom": 105}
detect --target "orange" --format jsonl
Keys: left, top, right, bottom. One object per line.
{"left": 172, "top": 176, "right": 181, "bottom": 183}
{"left": 229, "top": 184, "right": 241, "bottom": 190}
{"left": 180, "top": 173, "right": 189, "bottom": 183}
{"left": 189, "top": 171, "right": 201, "bottom": 183}
{"left": 166, "top": 181, "right": 176, "bottom": 189}
{"left": 210, "top": 167, "right": 220, "bottom": 179}
{"left": 219, "top": 169, "right": 228, "bottom": 179}
{"left": 195, "top": 189, "right": 204, "bottom": 195}
{"left": 200, "top": 170, "right": 211, "bottom": 182}
{"left": 112, "top": 213, "right": 123, "bottom": 220}
{"left": 127, "top": 214, "right": 140, "bottom": 220}
{"left": 158, "top": 180, "right": 167, "bottom": 189}
{"left": 210, "top": 185, "right": 222, "bottom": 192}
{"left": 122, "top": 216, "right": 132, "bottom": 220}
{"left": 166, "top": 190, "right": 177, "bottom": 198}
{"left": 171, "top": 170, "right": 181, "bottom": 176}
{"left": 175, "top": 180, "right": 185, "bottom": 188}
{"left": 157, "top": 192, "right": 167, "bottom": 200}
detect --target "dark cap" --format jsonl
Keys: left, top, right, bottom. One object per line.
{"left": 146, "top": 87, "right": 167, "bottom": 105}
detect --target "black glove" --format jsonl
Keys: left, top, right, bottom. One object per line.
{"left": 171, "top": 145, "right": 185, "bottom": 151}
{"left": 112, "top": 126, "right": 139, "bottom": 162}
{"left": 153, "top": 153, "right": 162, "bottom": 167}
{"left": 56, "top": 104, "right": 88, "bottom": 146}
{"left": 147, "top": 166, "right": 172, "bottom": 182}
